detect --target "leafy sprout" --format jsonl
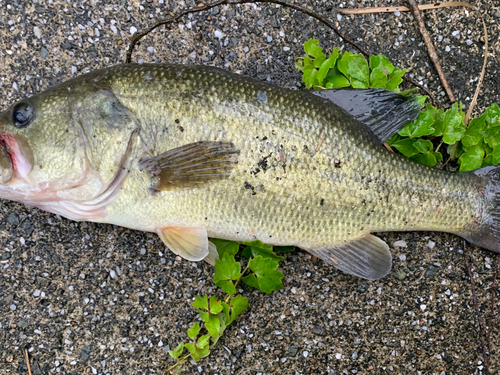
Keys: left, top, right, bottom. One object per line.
{"left": 297, "top": 38, "right": 500, "bottom": 170}
{"left": 166, "top": 240, "right": 290, "bottom": 374}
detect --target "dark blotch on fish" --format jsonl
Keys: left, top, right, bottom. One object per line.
{"left": 244, "top": 181, "right": 256, "bottom": 195}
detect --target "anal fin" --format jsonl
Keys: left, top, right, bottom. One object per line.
{"left": 157, "top": 225, "right": 209, "bottom": 261}
{"left": 307, "top": 234, "right": 392, "bottom": 280}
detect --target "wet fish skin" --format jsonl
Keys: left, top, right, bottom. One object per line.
{"left": 0, "top": 63, "right": 498, "bottom": 280}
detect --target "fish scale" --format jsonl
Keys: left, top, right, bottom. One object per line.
{"left": 0, "top": 63, "right": 498, "bottom": 280}
{"left": 106, "top": 65, "right": 479, "bottom": 240}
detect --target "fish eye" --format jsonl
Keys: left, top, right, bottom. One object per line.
{"left": 12, "top": 101, "right": 34, "bottom": 128}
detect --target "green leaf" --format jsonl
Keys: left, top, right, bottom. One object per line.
{"left": 302, "top": 65, "right": 317, "bottom": 89}
{"left": 242, "top": 273, "right": 260, "bottom": 289}
{"left": 185, "top": 342, "right": 210, "bottom": 361}
{"left": 242, "top": 246, "right": 253, "bottom": 259}
{"left": 316, "top": 48, "right": 340, "bottom": 85}
{"left": 325, "top": 73, "right": 350, "bottom": 89}
{"left": 196, "top": 334, "right": 211, "bottom": 349}
{"left": 459, "top": 145, "right": 484, "bottom": 171}
{"left": 229, "top": 295, "right": 249, "bottom": 323}
{"left": 205, "top": 314, "right": 222, "bottom": 342}
{"left": 483, "top": 153, "right": 494, "bottom": 167}
{"left": 369, "top": 54, "right": 394, "bottom": 88}
{"left": 304, "top": 39, "right": 324, "bottom": 59}
{"left": 221, "top": 301, "right": 231, "bottom": 324}
{"left": 351, "top": 79, "right": 369, "bottom": 89}
{"left": 294, "top": 57, "right": 304, "bottom": 72}
{"left": 313, "top": 54, "right": 326, "bottom": 69}
{"left": 484, "top": 125, "right": 500, "bottom": 149}
{"left": 385, "top": 68, "right": 407, "bottom": 90}
{"left": 409, "top": 152, "right": 437, "bottom": 167}
{"left": 246, "top": 256, "right": 284, "bottom": 294}
{"left": 391, "top": 138, "right": 419, "bottom": 158}
{"left": 338, "top": 52, "right": 370, "bottom": 88}
{"left": 209, "top": 296, "right": 224, "bottom": 315}
{"left": 386, "top": 133, "right": 401, "bottom": 146}
{"left": 213, "top": 253, "right": 241, "bottom": 295}
{"left": 217, "top": 311, "right": 228, "bottom": 340}
{"left": 274, "top": 246, "right": 296, "bottom": 253}
{"left": 442, "top": 102, "right": 465, "bottom": 144}
{"left": 198, "top": 310, "right": 209, "bottom": 324}
{"left": 192, "top": 295, "right": 208, "bottom": 311}
{"left": 491, "top": 146, "right": 500, "bottom": 164}
{"left": 416, "top": 95, "right": 427, "bottom": 107}
{"left": 211, "top": 239, "right": 240, "bottom": 259}
{"left": 462, "top": 116, "right": 486, "bottom": 148}
{"left": 431, "top": 108, "right": 445, "bottom": 137}
{"left": 484, "top": 103, "right": 500, "bottom": 124}
{"left": 412, "top": 139, "right": 433, "bottom": 154}
{"left": 242, "top": 240, "right": 284, "bottom": 261}
{"left": 303, "top": 55, "right": 313, "bottom": 68}
{"left": 168, "top": 342, "right": 184, "bottom": 359}
{"left": 187, "top": 322, "right": 201, "bottom": 341}
{"left": 398, "top": 107, "right": 436, "bottom": 138}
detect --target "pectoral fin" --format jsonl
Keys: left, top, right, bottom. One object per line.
{"left": 307, "top": 234, "right": 392, "bottom": 280}
{"left": 139, "top": 141, "right": 239, "bottom": 192}
{"left": 157, "top": 225, "right": 210, "bottom": 261}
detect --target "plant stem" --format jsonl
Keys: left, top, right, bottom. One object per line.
{"left": 226, "top": 263, "right": 250, "bottom": 303}
{"left": 165, "top": 354, "right": 190, "bottom": 375}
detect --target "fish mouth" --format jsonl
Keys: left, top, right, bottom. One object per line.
{"left": 0, "top": 137, "right": 14, "bottom": 183}
{"left": 0, "top": 134, "right": 33, "bottom": 184}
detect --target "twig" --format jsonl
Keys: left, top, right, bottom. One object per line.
{"left": 406, "top": 0, "right": 455, "bottom": 103}
{"left": 445, "top": 4, "right": 488, "bottom": 162}
{"left": 383, "top": 142, "right": 394, "bottom": 152}
{"left": 463, "top": 8, "right": 488, "bottom": 125}
{"left": 126, "top": 0, "right": 369, "bottom": 64}
{"left": 125, "top": 0, "right": 439, "bottom": 103}
{"left": 485, "top": 254, "right": 500, "bottom": 369}
{"left": 337, "top": 1, "right": 481, "bottom": 15}
{"left": 464, "top": 243, "right": 490, "bottom": 374}
{"left": 24, "top": 348, "right": 33, "bottom": 375}
{"left": 402, "top": 75, "right": 439, "bottom": 107}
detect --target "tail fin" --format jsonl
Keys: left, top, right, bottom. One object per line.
{"left": 463, "top": 165, "right": 500, "bottom": 252}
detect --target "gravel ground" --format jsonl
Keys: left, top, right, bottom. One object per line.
{"left": 1, "top": 1, "right": 500, "bottom": 374}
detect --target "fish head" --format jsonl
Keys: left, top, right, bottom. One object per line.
{"left": 0, "top": 78, "right": 138, "bottom": 206}
{"left": 0, "top": 87, "right": 89, "bottom": 202}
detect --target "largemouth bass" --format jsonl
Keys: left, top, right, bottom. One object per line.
{"left": 0, "top": 64, "right": 498, "bottom": 280}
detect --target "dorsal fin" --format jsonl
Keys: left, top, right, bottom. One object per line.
{"left": 310, "top": 88, "right": 421, "bottom": 142}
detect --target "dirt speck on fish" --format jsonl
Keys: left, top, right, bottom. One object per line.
{"left": 0, "top": 63, "right": 499, "bottom": 280}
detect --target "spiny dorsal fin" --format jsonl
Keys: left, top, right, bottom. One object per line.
{"left": 157, "top": 225, "right": 210, "bottom": 261}
{"left": 139, "top": 141, "right": 239, "bottom": 192}
{"left": 307, "top": 234, "right": 392, "bottom": 280}
{"left": 310, "top": 88, "right": 421, "bottom": 142}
